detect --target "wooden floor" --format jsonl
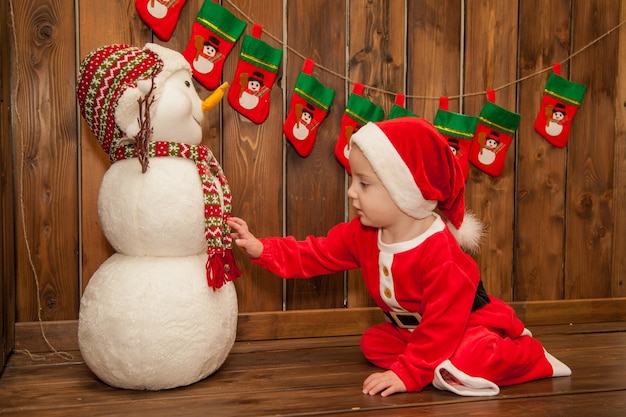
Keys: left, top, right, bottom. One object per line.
{"left": 1, "top": 322, "right": 625, "bottom": 417}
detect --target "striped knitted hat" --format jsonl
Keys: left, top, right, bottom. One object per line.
{"left": 77, "top": 43, "right": 190, "bottom": 160}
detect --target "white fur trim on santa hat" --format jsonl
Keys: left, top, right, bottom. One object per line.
{"left": 432, "top": 359, "right": 500, "bottom": 396}
{"left": 350, "top": 122, "right": 437, "bottom": 220}
{"left": 115, "top": 43, "right": 192, "bottom": 137}
{"left": 351, "top": 121, "right": 483, "bottom": 253}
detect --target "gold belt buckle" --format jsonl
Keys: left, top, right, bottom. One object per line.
{"left": 388, "top": 311, "right": 422, "bottom": 329}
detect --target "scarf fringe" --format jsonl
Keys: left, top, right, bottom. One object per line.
{"left": 206, "top": 250, "right": 242, "bottom": 290}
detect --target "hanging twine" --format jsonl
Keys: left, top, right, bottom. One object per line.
{"left": 224, "top": 0, "right": 626, "bottom": 100}
{"left": 9, "top": 0, "right": 74, "bottom": 362}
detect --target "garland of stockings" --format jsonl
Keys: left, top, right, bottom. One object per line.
{"left": 136, "top": 0, "right": 588, "bottom": 180}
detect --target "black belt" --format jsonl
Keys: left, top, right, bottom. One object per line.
{"left": 385, "top": 280, "right": 491, "bottom": 329}
{"left": 385, "top": 311, "right": 422, "bottom": 329}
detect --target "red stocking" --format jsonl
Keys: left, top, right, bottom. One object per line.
{"left": 468, "top": 91, "right": 520, "bottom": 177}
{"left": 533, "top": 64, "right": 587, "bottom": 148}
{"left": 135, "top": 0, "right": 187, "bottom": 41}
{"left": 282, "top": 59, "right": 335, "bottom": 157}
{"left": 386, "top": 94, "right": 418, "bottom": 119}
{"left": 227, "top": 24, "right": 283, "bottom": 124}
{"left": 334, "top": 83, "right": 384, "bottom": 173}
{"left": 434, "top": 97, "right": 477, "bottom": 182}
{"left": 182, "top": 0, "right": 246, "bottom": 91}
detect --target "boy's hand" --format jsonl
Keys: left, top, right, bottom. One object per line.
{"left": 362, "top": 370, "right": 407, "bottom": 397}
{"left": 227, "top": 217, "right": 264, "bottom": 259}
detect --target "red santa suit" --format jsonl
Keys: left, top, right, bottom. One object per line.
{"left": 252, "top": 117, "right": 571, "bottom": 396}
{"left": 253, "top": 213, "right": 570, "bottom": 395}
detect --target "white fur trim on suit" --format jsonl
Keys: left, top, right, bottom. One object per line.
{"left": 522, "top": 327, "right": 571, "bottom": 377}
{"left": 544, "top": 350, "right": 572, "bottom": 377}
{"left": 350, "top": 122, "right": 437, "bottom": 219}
{"left": 432, "top": 359, "right": 500, "bottom": 396}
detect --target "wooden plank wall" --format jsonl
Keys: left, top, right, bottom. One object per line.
{"left": 1, "top": 0, "right": 16, "bottom": 369}
{"left": 9, "top": 0, "right": 626, "bottom": 323}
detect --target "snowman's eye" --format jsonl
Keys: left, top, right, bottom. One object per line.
{"left": 185, "top": 81, "right": 191, "bottom": 88}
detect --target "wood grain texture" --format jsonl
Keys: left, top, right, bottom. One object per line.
{"left": 223, "top": 0, "right": 286, "bottom": 312}
{"left": 614, "top": 2, "right": 626, "bottom": 298}
{"left": 408, "top": 0, "right": 462, "bottom": 117}
{"left": 1, "top": 0, "right": 16, "bottom": 370}
{"left": 565, "top": 0, "right": 619, "bottom": 298}
{"left": 5, "top": 0, "right": 626, "bottom": 326}
{"left": 13, "top": 0, "right": 79, "bottom": 321}
{"left": 515, "top": 0, "right": 571, "bottom": 300}
{"left": 3, "top": 322, "right": 626, "bottom": 417}
{"left": 463, "top": 0, "right": 519, "bottom": 301}
{"left": 284, "top": 1, "right": 348, "bottom": 310}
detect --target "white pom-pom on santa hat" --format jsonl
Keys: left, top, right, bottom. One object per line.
{"left": 350, "top": 117, "right": 484, "bottom": 253}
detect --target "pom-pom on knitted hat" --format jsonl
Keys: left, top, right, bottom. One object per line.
{"left": 350, "top": 117, "right": 483, "bottom": 252}
{"left": 77, "top": 43, "right": 190, "bottom": 160}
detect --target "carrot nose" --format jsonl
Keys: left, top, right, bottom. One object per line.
{"left": 202, "top": 82, "right": 229, "bottom": 112}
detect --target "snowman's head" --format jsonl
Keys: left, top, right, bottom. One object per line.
{"left": 143, "top": 69, "right": 204, "bottom": 145}
{"left": 77, "top": 43, "right": 204, "bottom": 158}
{"left": 115, "top": 44, "right": 204, "bottom": 146}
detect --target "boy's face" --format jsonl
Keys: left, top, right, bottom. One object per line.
{"left": 347, "top": 145, "right": 405, "bottom": 228}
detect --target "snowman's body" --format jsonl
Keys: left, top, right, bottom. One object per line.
{"left": 193, "top": 54, "right": 215, "bottom": 75}
{"left": 77, "top": 43, "right": 238, "bottom": 391}
{"left": 239, "top": 91, "right": 259, "bottom": 109}
{"left": 545, "top": 120, "right": 564, "bottom": 137}
{"left": 98, "top": 158, "right": 207, "bottom": 257}
{"left": 292, "top": 122, "right": 310, "bottom": 141}
{"left": 79, "top": 254, "right": 237, "bottom": 390}
{"left": 478, "top": 148, "right": 496, "bottom": 165}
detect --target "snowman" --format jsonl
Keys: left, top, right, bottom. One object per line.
{"left": 238, "top": 71, "right": 267, "bottom": 109}
{"left": 544, "top": 103, "right": 568, "bottom": 137}
{"left": 192, "top": 35, "right": 222, "bottom": 75}
{"left": 76, "top": 43, "right": 240, "bottom": 390}
{"left": 291, "top": 103, "right": 314, "bottom": 141}
{"left": 477, "top": 130, "right": 500, "bottom": 166}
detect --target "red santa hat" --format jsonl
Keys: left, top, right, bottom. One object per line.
{"left": 350, "top": 117, "right": 483, "bottom": 252}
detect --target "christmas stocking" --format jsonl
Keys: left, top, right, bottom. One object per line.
{"left": 468, "top": 91, "right": 520, "bottom": 177}
{"left": 182, "top": 0, "right": 247, "bottom": 91}
{"left": 135, "top": 0, "right": 188, "bottom": 41}
{"left": 227, "top": 24, "right": 283, "bottom": 124}
{"left": 434, "top": 97, "right": 477, "bottom": 182}
{"left": 282, "top": 59, "right": 336, "bottom": 157}
{"left": 533, "top": 64, "right": 586, "bottom": 148}
{"left": 334, "top": 83, "right": 384, "bottom": 173}
{"left": 386, "top": 94, "right": 418, "bottom": 119}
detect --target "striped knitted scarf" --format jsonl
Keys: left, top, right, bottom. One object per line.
{"left": 112, "top": 141, "right": 241, "bottom": 290}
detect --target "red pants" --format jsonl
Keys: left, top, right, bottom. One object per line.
{"left": 361, "top": 299, "right": 555, "bottom": 387}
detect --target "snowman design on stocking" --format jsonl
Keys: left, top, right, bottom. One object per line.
{"left": 76, "top": 43, "right": 240, "bottom": 390}
{"left": 533, "top": 64, "right": 587, "bottom": 148}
